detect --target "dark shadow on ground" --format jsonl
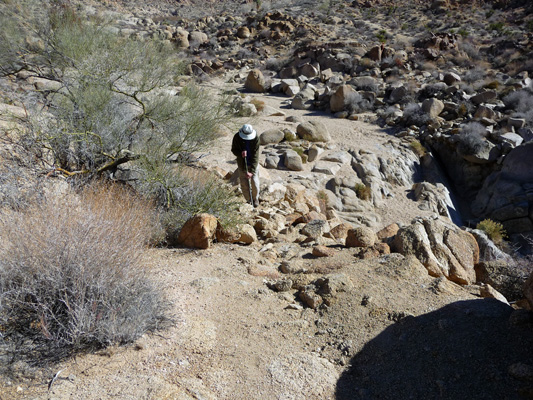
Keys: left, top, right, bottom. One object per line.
{"left": 336, "top": 299, "right": 533, "bottom": 400}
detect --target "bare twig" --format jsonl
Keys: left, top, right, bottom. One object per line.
{"left": 48, "top": 369, "right": 64, "bottom": 391}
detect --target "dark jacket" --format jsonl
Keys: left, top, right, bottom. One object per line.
{"left": 231, "top": 133, "right": 260, "bottom": 174}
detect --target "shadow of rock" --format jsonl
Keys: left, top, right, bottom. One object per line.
{"left": 336, "top": 299, "right": 533, "bottom": 400}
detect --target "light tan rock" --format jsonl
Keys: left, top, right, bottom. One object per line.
{"left": 312, "top": 245, "right": 336, "bottom": 257}
{"left": 391, "top": 217, "right": 479, "bottom": 285}
{"left": 346, "top": 227, "right": 376, "bottom": 248}
{"left": 177, "top": 213, "right": 218, "bottom": 249}
{"left": 296, "top": 121, "right": 331, "bottom": 142}
{"left": 245, "top": 69, "right": 267, "bottom": 93}
{"left": 330, "top": 85, "right": 355, "bottom": 113}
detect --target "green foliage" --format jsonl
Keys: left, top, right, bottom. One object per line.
{"left": 489, "top": 22, "right": 505, "bottom": 33}
{"left": 1, "top": 1, "right": 231, "bottom": 178}
{"left": 376, "top": 29, "right": 388, "bottom": 43}
{"left": 409, "top": 140, "right": 427, "bottom": 158}
{"left": 1, "top": 1, "right": 238, "bottom": 246}
{"left": 151, "top": 168, "right": 242, "bottom": 242}
{"left": 476, "top": 219, "right": 507, "bottom": 244}
{"left": 0, "top": 183, "right": 169, "bottom": 359}
{"left": 292, "top": 146, "right": 307, "bottom": 163}
{"left": 354, "top": 183, "right": 371, "bottom": 201}
{"left": 457, "top": 28, "right": 469, "bottom": 37}
{"left": 527, "top": 20, "right": 533, "bottom": 32}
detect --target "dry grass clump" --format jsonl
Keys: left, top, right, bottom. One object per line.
{"left": 0, "top": 182, "right": 169, "bottom": 361}
{"left": 250, "top": 98, "right": 266, "bottom": 112}
{"left": 354, "top": 183, "right": 371, "bottom": 201}
{"left": 316, "top": 189, "right": 329, "bottom": 214}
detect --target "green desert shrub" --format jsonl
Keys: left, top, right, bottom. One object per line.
{"left": 140, "top": 166, "right": 242, "bottom": 242}
{"left": 0, "top": 183, "right": 169, "bottom": 360}
{"left": 409, "top": 140, "right": 427, "bottom": 158}
{"left": 1, "top": 1, "right": 231, "bottom": 178}
{"left": 476, "top": 219, "right": 507, "bottom": 244}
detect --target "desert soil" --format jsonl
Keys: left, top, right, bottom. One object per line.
{"left": 1, "top": 86, "right": 533, "bottom": 400}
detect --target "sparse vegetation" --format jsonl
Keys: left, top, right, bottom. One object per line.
{"left": 456, "top": 122, "right": 489, "bottom": 156}
{"left": 376, "top": 29, "right": 388, "bottom": 43}
{"left": 488, "top": 21, "right": 505, "bottom": 33}
{"left": 250, "top": 98, "right": 266, "bottom": 112}
{"left": 409, "top": 139, "right": 427, "bottom": 158}
{"left": 504, "top": 89, "right": 533, "bottom": 127}
{"left": 0, "top": 183, "right": 169, "bottom": 360}
{"left": 354, "top": 183, "right": 371, "bottom": 201}
{"left": 0, "top": 1, "right": 231, "bottom": 178}
{"left": 477, "top": 218, "right": 507, "bottom": 244}
{"left": 402, "top": 103, "right": 430, "bottom": 127}
{"left": 316, "top": 189, "right": 328, "bottom": 214}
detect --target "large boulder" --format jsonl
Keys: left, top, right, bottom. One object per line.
{"left": 177, "top": 213, "right": 218, "bottom": 249}
{"left": 296, "top": 121, "right": 331, "bottom": 142}
{"left": 245, "top": 69, "right": 267, "bottom": 93}
{"left": 471, "top": 142, "right": 533, "bottom": 235}
{"left": 291, "top": 84, "right": 316, "bottom": 110}
{"left": 475, "top": 260, "right": 527, "bottom": 301}
{"left": 391, "top": 217, "right": 479, "bottom": 285}
{"left": 422, "top": 98, "right": 444, "bottom": 119}
{"left": 260, "top": 129, "right": 285, "bottom": 145}
{"left": 346, "top": 227, "right": 376, "bottom": 248}
{"left": 330, "top": 85, "right": 355, "bottom": 113}
{"left": 284, "top": 149, "right": 304, "bottom": 171}
{"left": 216, "top": 223, "right": 257, "bottom": 244}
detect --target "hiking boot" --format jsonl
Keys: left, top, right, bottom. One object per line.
{"left": 253, "top": 200, "right": 259, "bottom": 208}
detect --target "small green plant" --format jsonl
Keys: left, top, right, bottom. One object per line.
{"left": 527, "top": 20, "right": 533, "bottom": 32}
{"left": 476, "top": 219, "right": 507, "bottom": 244}
{"left": 316, "top": 189, "right": 329, "bottom": 214}
{"left": 489, "top": 22, "right": 505, "bottom": 33}
{"left": 376, "top": 29, "right": 388, "bottom": 43}
{"left": 409, "top": 140, "right": 427, "bottom": 158}
{"left": 457, "top": 28, "right": 469, "bottom": 37}
{"left": 293, "top": 146, "right": 307, "bottom": 163}
{"left": 354, "top": 183, "right": 371, "bottom": 201}
{"left": 486, "top": 9, "right": 494, "bottom": 18}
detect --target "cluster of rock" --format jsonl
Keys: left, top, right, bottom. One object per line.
{"left": 176, "top": 202, "right": 533, "bottom": 308}
{"left": 240, "top": 50, "right": 533, "bottom": 234}
{"left": 74, "top": 0, "right": 533, "bottom": 236}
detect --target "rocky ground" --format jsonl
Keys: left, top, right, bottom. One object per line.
{"left": 1, "top": 0, "right": 533, "bottom": 399}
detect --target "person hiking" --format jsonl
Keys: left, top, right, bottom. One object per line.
{"left": 231, "top": 124, "right": 260, "bottom": 207}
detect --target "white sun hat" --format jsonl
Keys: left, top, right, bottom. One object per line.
{"left": 239, "top": 124, "right": 257, "bottom": 140}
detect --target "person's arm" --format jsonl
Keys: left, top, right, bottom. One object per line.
{"left": 249, "top": 137, "right": 260, "bottom": 174}
{"left": 231, "top": 134, "right": 239, "bottom": 157}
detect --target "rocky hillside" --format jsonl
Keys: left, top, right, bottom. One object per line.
{"left": 1, "top": 0, "right": 533, "bottom": 399}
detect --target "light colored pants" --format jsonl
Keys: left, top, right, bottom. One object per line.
{"left": 239, "top": 168, "right": 259, "bottom": 203}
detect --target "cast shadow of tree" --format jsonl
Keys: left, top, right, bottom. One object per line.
{"left": 336, "top": 299, "right": 533, "bottom": 400}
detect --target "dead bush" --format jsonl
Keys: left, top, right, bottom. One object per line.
{"left": 0, "top": 183, "right": 169, "bottom": 362}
